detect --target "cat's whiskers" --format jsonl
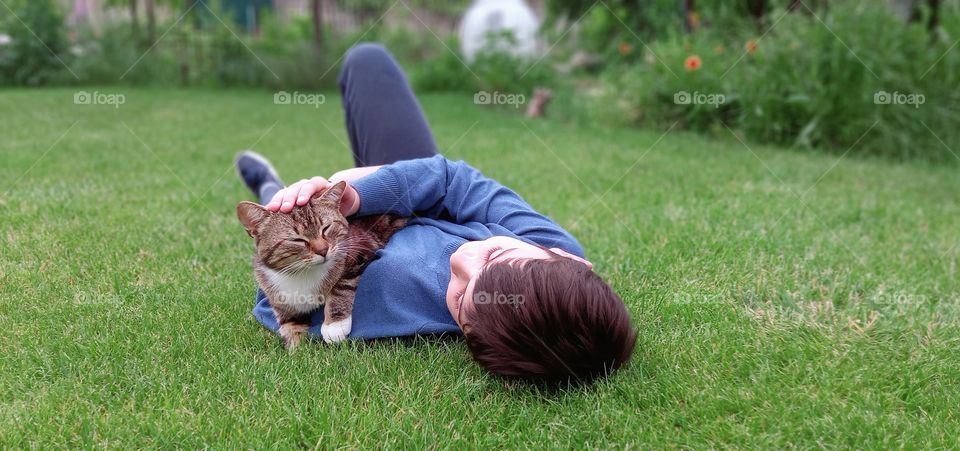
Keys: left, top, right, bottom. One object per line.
{"left": 332, "top": 245, "right": 367, "bottom": 260}
{"left": 276, "top": 259, "right": 311, "bottom": 276}
{"left": 334, "top": 236, "right": 373, "bottom": 257}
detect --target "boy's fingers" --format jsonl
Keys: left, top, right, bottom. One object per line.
{"left": 265, "top": 191, "right": 284, "bottom": 211}
{"left": 263, "top": 177, "right": 330, "bottom": 214}
{"left": 297, "top": 176, "right": 329, "bottom": 205}
{"left": 295, "top": 183, "right": 314, "bottom": 206}
{"left": 311, "top": 176, "right": 330, "bottom": 190}
{"left": 280, "top": 180, "right": 306, "bottom": 213}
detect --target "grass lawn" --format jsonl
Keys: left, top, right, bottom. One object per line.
{"left": 1, "top": 88, "right": 958, "bottom": 448}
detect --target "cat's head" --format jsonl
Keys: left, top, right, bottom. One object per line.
{"left": 237, "top": 181, "right": 349, "bottom": 273}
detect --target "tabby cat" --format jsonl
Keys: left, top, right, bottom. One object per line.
{"left": 237, "top": 181, "right": 406, "bottom": 348}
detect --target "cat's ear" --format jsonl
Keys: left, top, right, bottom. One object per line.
{"left": 319, "top": 181, "right": 347, "bottom": 204}
{"left": 237, "top": 201, "right": 268, "bottom": 237}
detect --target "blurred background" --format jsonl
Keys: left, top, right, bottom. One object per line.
{"left": 1, "top": 0, "right": 957, "bottom": 162}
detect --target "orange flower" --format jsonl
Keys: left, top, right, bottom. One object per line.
{"left": 684, "top": 55, "right": 702, "bottom": 71}
{"left": 618, "top": 41, "right": 633, "bottom": 56}
{"left": 745, "top": 40, "right": 759, "bottom": 54}
{"left": 714, "top": 45, "right": 726, "bottom": 55}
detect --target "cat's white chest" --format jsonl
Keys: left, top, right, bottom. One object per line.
{"left": 263, "top": 264, "right": 330, "bottom": 313}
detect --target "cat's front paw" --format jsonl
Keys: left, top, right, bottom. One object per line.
{"left": 321, "top": 316, "right": 352, "bottom": 344}
{"left": 279, "top": 322, "right": 309, "bottom": 350}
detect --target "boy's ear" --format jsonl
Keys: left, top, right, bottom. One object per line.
{"left": 549, "top": 247, "right": 593, "bottom": 269}
{"left": 237, "top": 201, "right": 268, "bottom": 237}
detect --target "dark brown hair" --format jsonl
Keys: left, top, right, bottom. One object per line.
{"left": 463, "top": 257, "right": 637, "bottom": 385}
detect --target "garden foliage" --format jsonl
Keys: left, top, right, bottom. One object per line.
{"left": 1, "top": 0, "right": 956, "bottom": 161}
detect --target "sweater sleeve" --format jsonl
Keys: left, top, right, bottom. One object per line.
{"left": 350, "top": 155, "right": 585, "bottom": 257}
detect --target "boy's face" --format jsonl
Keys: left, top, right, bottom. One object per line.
{"left": 446, "top": 236, "right": 592, "bottom": 332}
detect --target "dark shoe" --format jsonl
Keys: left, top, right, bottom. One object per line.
{"left": 235, "top": 151, "right": 283, "bottom": 200}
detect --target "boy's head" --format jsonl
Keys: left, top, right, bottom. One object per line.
{"left": 447, "top": 237, "right": 637, "bottom": 384}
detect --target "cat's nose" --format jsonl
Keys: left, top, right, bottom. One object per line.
{"left": 310, "top": 240, "right": 328, "bottom": 257}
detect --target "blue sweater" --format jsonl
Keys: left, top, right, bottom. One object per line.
{"left": 252, "top": 155, "right": 585, "bottom": 339}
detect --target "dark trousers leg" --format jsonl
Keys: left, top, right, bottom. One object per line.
{"left": 259, "top": 184, "right": 280, "bottom": 205}
{"left": 338, "top": 43, "right": 439, "bottom": 167}
{"left": 258, "top": 44, "right": 436, "bottom": 205}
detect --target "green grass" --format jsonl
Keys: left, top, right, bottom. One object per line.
{"left": 1, "top": 88, "right": 958, "bottom": 448}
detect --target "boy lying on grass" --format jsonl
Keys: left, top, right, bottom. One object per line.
{"left": 235, "top": 43, "right": 636, "bottom": 385}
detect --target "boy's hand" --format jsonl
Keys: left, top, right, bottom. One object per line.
{"left": 265, "top": 176, "right": 360, "bottom": 216}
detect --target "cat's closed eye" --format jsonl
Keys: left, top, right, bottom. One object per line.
{"left": 288, "top": 237, "right": 309, "bottom": 245}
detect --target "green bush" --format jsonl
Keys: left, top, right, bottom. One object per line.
{"left": 0, "top": 0, "right": 69, "bottom": 85}
{"left": 545, "top": 0, "right": 758, "bottom": 61}
{"left": 43, "top": 9, "right": 336, "bottom": 90}
{"left": 579, "top": 37, "right": 737, "bottom": 131}
{"left": 733, "top": 4, "right": 958, "bottom": 160}
{"left": 0, "top": 1, "right": 548, "bottom": 97}
{"left": 579, "top": 2, "right": 960, "bottom": 162}
{"left": 412, "top": 32, "right": 555, "bottom": 99}
{"left": 411, "top": 45, "right": 475, "bottom": 93}
{"left": 62, "top": 24, "right": 177, "bottom": 86}
{"left": 473, "top": 49, "right": 553, "bottom": 95}
{"left": 255, "top": 13, "right": 337, "bottom": 90}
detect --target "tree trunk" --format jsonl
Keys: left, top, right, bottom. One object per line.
{"left": 925, "top": 0, "right": 941, "bottom": 31}
{"left": 745, "top": 0, "right": 766, "bottom": 20}
{"left": 743, "top": 0, "right": 767, "bottom": 32}
{"left": 185, "top": 0, "right": 199, "bottom": 30}
{"left": 129, "top": 0, "right": 140, "bottom": 43}
{"left": 179, "top": 0, "right": 193, "bottom": 86}
{"left": 311, "top": 0, "right": 324, "bottom": 47}
{"left": 145, "top": 0, "right": 156, "bottom": 46}
{"left": 682, "top": 0, "right": 696, "bottom": 33}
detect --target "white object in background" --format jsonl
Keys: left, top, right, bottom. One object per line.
{"left": 459, "top": 0, "right": 541, "bottom": 62}
{"left": 0, "top": 34, "right": 12, "bottom": 46}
